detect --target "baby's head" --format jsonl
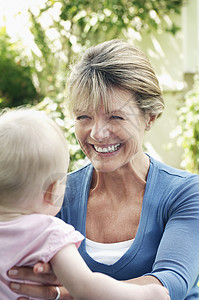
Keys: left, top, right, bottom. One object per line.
{"left": 0, "top": 108, "right": 69, "bottom": 217}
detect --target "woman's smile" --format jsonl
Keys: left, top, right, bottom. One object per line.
{"left": 92, "top": 143, "right": 121, "bottom": 154}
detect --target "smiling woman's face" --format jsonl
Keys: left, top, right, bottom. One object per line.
{"left": 74, "top": 88, "right": 147, "bottom": 173}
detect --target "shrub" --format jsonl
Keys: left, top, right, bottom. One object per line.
{"left": 176, "top": 74, "right": 199, "bottom": 173}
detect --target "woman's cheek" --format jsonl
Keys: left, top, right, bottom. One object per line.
{"left": 74, "top": 123, "right": 83, "bottom": 140}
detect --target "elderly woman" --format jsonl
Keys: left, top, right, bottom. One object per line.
{"left": 9, "top": 40, "right": 199, "bottom": 300}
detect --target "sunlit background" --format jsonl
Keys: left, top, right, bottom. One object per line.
{"left": 0, "top": 0, "right": 199, "bottom": 172}
{"left": 0, "top": 0, "right": 63, "bottom": 57}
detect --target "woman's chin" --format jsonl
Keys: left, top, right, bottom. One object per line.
{"left": 92, "top": 161, "right": 119, "bottom": 173}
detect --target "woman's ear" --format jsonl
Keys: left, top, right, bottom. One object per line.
{"left": 145, "top": 114, "right": 157, "bottom": 131}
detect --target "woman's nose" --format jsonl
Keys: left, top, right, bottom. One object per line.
{"left": 90, "top": 120, "right": 110, "bottom": 142}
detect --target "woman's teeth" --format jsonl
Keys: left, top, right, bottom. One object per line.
{"left": 94, "top": 144, "right": 121, "bottom": 153}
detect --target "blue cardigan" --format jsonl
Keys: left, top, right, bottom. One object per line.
{"left": 58, "top": 155, "right": 199, "bottom": 299}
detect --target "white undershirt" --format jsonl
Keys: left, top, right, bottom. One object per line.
{"left": 86, "top": 238, "right": 134, "bottom": 265}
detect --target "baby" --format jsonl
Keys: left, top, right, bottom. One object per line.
{"left": 0, "top": 108, "right": 170, "bottom": 300}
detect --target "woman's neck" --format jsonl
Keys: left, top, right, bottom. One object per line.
{"left": 91, "top": 152, "right": 150, "bottom": 194}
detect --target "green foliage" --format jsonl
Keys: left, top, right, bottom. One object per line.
{"left": 28, "top": 0, "right": 186, "bottom": 98}
{"left": 60, "top": 0, "right": 184, "bottom": 43}
{"left": 0, "top": 29, "right": 38, "bottom": 108}
{"left": 1, "top": 0, "right": 186, "bottom": 169}
{"left": 28, "top": 11, "right": 66, "bottom": 99}
{"left": 176, "top": 75, "right": 199, "bottom": 174}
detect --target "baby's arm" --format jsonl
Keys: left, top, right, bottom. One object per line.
{"left": 51, "top": 243, "right": 170, "bottom": 300}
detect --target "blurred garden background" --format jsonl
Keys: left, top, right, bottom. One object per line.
{"left": 0, "top": 0, "right": 199, "bottom": 172}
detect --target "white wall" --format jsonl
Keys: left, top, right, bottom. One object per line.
{"left": 128, "top": 0, "right": 199, "bottom": 168}
{"left": 183, "top": 0, "right": 199, "bottom": 73}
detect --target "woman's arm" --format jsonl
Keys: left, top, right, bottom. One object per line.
{"left": 144, "top": 176, "right": 199, "bottom": 299}
{"left": 125, "top": 276, "right": 163, "bottom": 286}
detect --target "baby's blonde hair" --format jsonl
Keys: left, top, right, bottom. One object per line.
{"left": 0, "top": 108, "right": 69, "bottom": 206}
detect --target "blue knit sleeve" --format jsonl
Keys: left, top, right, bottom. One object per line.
{"left": 147, "top": 175, "right": 199, "bottom": 299}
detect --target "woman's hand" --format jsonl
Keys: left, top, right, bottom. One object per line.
{"left": 8, "top": 263, "right": 74, "bottom": 300}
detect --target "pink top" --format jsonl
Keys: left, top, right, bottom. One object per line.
{"left": 0, "top": 214, "right": 84, "bottom": 299}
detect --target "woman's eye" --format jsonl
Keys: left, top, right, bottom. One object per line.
{"left": 76, "top": 115, "right": 90, "bottom": 120}
{"left": 110, "top": 115, "right": 124, "bottom": 120}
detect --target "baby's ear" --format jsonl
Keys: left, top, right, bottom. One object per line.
{"left": 43, "top": 181, "right": 58, "bottom": 205}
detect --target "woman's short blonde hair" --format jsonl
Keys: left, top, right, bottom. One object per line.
{"left": 67, "top": 39, "right": 164, "bottom": 117}
{"left": 0, "top": 108, "right": 69, "bottom": 204}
